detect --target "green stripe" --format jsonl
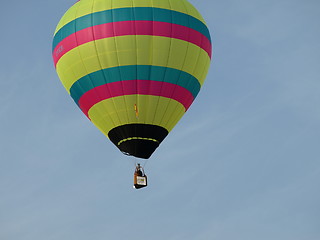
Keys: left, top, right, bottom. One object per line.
{"left": 53, "top": 7, "right": 211, "bottom": 51}
{"left": 70, "top": 65, "right": 201, "bottom": 105}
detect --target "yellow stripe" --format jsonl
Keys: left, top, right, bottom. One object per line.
{"left": 54, "top": 2, "right": 81, "bottom": 35}
{"left": 182, "top": 0, "right": 206, "bottom": 24}
{"left": 55, "top": 0, "right": 207, "bottom": 34}
{"left": 118, "top": 137, "right": 159, "bottom": 146}
{"left": 56, "top": 35, "right": 210, "bottom": 92}
{"left": 88, "top": 95, "right": 186, "bottom": 137}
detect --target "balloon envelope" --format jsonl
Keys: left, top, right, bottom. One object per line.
{"left": 53, "top": 0, "right": 212, "bottom": 159}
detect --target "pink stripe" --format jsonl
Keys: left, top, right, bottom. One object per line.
{"left": 53, "top": 21, "right": 212, "bottom": 66}
{"left": 78, "top": 80, "right": 194, "bottom": 118}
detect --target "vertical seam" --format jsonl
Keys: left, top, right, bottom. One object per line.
{"left": 132, "top": 0, "right": 138, "bottom": 156}
{"left": 151, "top": 0, "right": 173, "bottom": 126}
{"left": 132, "top": 1, "right": 138, "bottom": 121}
{"left": 159, "top": 0, "right": 191, "bottom": 129}
{"left": 91, "top": 0, "right": 118, "bottom": 133}
{"left": 169, "top": 1, "right": 203, "bottom": 129}
{"left": 145, "top": 3, "right": 155, "bottom": 126}
{"left": 74, "top": 0, "right": 105, "bottom": 121}
{"left": 111, "top": 0, "right": 130, "bottom": 126}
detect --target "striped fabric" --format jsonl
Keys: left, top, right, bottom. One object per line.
{"left": 53, "top": 0, "right": 212, "bottom": 158}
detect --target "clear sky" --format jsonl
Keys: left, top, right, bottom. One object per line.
{"left": 0, "top": 0, "right": 320, "bottom": 239}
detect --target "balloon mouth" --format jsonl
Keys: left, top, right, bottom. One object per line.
{"left": 119, "top": 139, "right": 160, "bottom": 159}
{"left": 108, "top": 124, "right": 168, "bottom": 159}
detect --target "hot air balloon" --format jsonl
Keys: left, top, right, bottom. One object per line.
{"left": 52, "top": 0, "right": 212, "bottom": 162}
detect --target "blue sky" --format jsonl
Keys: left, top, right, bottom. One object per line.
{"left": 0, "top": 0, "right": 320, "bottom": 239}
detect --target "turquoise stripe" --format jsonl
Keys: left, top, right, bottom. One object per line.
{"left": 70, "top": 65, "right": 201, "bottom": 105}
{"left": 53, "top": 7, "right": 211, "bottom": 51}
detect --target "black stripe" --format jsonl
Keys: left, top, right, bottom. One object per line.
{"left": 108, "top": 124, "right": 168, "bottom": 159}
